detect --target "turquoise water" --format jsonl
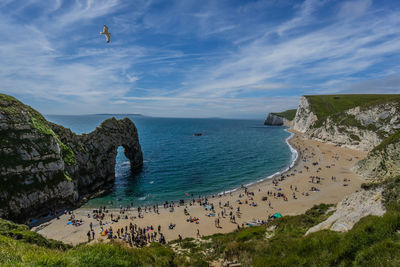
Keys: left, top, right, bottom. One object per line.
{"left": 45, "top": 115, "right": 293, "bottom": 207}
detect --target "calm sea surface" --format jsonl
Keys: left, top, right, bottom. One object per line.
{"left": 45, "top": 115, "right": 293, "bottom": 207}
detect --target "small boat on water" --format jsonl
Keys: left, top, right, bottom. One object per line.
{"left": 194, "top": 133, "right": 202, "bottom": 136}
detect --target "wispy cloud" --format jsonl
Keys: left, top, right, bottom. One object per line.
{"left": 276, "top": 0, "right": 327, "bottom": 35}
{"left": 173, "top": 0, "right": 400, "bottom": 100}
{"left": 337, "top": 0, "right": 372, "bottom": 19}
{"left": 1, "top": 0, "right": 400, "bottom": 118}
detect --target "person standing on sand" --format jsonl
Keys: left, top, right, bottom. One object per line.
{"left": 178, "top": 234, "right": 182, "bottom": 244}
{"left": 197, "top": 229, "right": 201, "bottom": 238}
{"left": 87, "top": 231, "right": 91, "bottom": 242}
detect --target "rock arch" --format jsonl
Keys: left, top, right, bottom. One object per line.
{"left": 0, "top": 94, "right": 143, "bottom": 221}
{"left": 62, "top": 117, "right": 143, "bottom": 196}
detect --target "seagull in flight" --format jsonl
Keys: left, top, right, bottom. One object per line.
{"left": 100, "top": 25, "right": 111, "bottom": 43}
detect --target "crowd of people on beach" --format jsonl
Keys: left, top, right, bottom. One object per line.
{"left": 44, "top": 133, "right": 357, "bottom": 248}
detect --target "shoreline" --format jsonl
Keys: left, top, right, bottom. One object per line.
{"left": 239, "top": 127, "right": 299, "bottom": 191}
{"left": 81, "top": 126, "right": 299, "bottom": 208}
{"left": 216, "top": 127, "right": 298, "bottom": 196}
{"left": 33, "top": 128, "right": 367, "bottom": 245}
{"left": 28, "top": 126, "right": 297, "bottom": 227}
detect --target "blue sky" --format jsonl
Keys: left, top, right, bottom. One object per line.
{"left": 1, "top": 0, "right": 400, "bottom": 118}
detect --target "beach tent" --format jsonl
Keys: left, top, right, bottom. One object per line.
{"left": 272, "top": 213, "right": 282, "bottom": 218}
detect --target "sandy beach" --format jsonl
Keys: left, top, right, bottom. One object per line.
{"left": 33, "top": 129, "right": 367, "bottom": 245}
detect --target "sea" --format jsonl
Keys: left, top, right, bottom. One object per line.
{"left": 45, "top": 115, "right": 295, "bottom": 208}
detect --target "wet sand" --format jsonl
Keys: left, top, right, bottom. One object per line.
{"left": 33, "top": 129, "right": 367, "bottom": 245}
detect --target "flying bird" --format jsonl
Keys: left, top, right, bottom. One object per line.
{"left": 100, "top": 25, "right": 111, "bottom": 43}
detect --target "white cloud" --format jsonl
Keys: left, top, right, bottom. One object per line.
{"left": 117, "top": 96, "right": 300, "bottom": 118}
{"left": 127, "top": 74, "right": 139, "bottom": 83}
{"left": 337, "top": 0, "right": 372, "bottom": 19}
{"left": 53, "top": 0, "right": 122, "bottom": 26}
{"left": 1, "top": 0, "right": 400, "bottom": 118}
{"left": 341, "top": 75, "right": 400, "bottom": 94}
{"left": 276, "top": 0, "right": 327, "bottom": 35}
{"left": 173, "top": 2, "right": 400, "bottom": 99}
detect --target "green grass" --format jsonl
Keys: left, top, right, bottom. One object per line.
{"left": 271, "top": 109, "right": 297, "bottom": 121}
{"left": 372, "top": 131, "right": 400, "bottom": 153}
{"left": 171, "top": 181, "right": 400, "bottom": 266}
{"left": 2, "top": 179, "right": 400, "bottom": 267}
{"left": 305, "top": 94, "right": 400, "bottom": 128}
{"left": 0, "top": 218, "right": 68, "bottom": 250}
{"left": 0, "top": 218, "right": 175, "bottom": 267}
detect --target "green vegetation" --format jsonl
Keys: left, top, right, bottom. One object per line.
{"left": 64, "top": 173, "right": 73, "bottom": 182}
{"left": 0, "top": 218, "right": 68, "bottom": 250}
{"left": 271, "top": 109, "right": 297, "bottom": 121}
{"left": 26, "top": 106, "right": 76, "bottom": 166}
{"left": 27, "top": 106, "right": 56, "bottom": 137}
{"left": 350, "top": 133, "right": 361, "bottom": 142}
{"left": 3, "top": 92, "right": 400, "bottom": 265}
{"left": 0, "top": 93, "right": 75, "bottom": 166}
{"left": 2, "top": 178, "right": 400, "bottom": 266}
{"left": 372, "top": 131, "right": 400, "bottom": 153}
{"left": 0, "top": 94, "right": 27, "bottom": 116}
{"left": 0, "top": 94, "right": 77, "bottom": 211}
{"left": 171, "top": 178, "right": 400, "bottom": 266}
{"left": 59, "top": 142, "right": 76, "bottom": 166}
{"left": 0, "top": 218, "right": 174, "bottom": 266}
{"left": 305, "top": 94, "right": 400, "bottom": 128}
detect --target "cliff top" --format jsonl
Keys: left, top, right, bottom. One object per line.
{"left": 0, "top": 93, "right": 75, "bottom": 166}
{"left": 304, "top": 94, "right": 400, "bottom": 124}
{"left": 271, "top": 109, "right": 297, "bottom": 121}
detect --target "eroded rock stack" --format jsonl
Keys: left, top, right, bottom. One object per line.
{"left": 264, "top": 113, "right": 286, "bottom": 126}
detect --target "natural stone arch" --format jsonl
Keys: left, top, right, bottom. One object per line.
{"left": 75, "top": 117, "right": 143, "bottom": 195}
{"left": 0, "top": 94, "right": 143, "bottom": 221}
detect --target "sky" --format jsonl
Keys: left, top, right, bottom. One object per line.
{"left": 1, "top": 0, "right": 400, "bottom": 118}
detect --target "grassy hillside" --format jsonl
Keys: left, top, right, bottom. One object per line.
{"left": 372, "top": 131, "right": 400, "bottom": 153}
{"left": 305, "top": 94, "right": 400, "bottom": 127}
{"left": 0, "top": 218, "right": 175, "bottom": 266}
{"left": 271, "top": 109, "right": 297, "bottom": 121}
{"left": 2, "top": 177, "right": 400, "bottom": 266}
{"left": 172, "top": 176, "right": 400, "bottom": 267}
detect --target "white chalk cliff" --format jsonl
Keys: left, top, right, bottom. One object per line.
{"left": 293, "top": 96, "right": 400, "bottom": 151}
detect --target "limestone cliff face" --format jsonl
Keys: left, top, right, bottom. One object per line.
{"left": 306, "top": 187, "right": 385, "bottom": 234}
{"left": 264, "top": 113, "right": 291, "bottom": 126}
{"left": 293, "top": 96, "right": 318, "bottom": 133}
{"left": 49, "top": 118, "right": 143, "bottom": 197}
{"left": 293, "top": 96, "right": 400, "bottom": 151}
{"left": 355, "top": 135, "right": 400, "bottom": 181}
{"left": 0, "top": 94, "right": 142, "bottom": 221}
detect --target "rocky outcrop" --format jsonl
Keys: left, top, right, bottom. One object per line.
{"left": 355, "top": 133, "right": 400, "bottom": 181}
{"left": 293, "top": 96, "right": 400, "bottom": 151}
{"left": 264, "top": 113, "right": 291, "bottom": 126}
{"left": 0, "top": 94, "right": 143, "bottom": 222}
{"left": 306, "top": 188, "right": 385, "bottom": 234}
{"left": 293, "top": 96, "right": 318, "bottom": 133}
